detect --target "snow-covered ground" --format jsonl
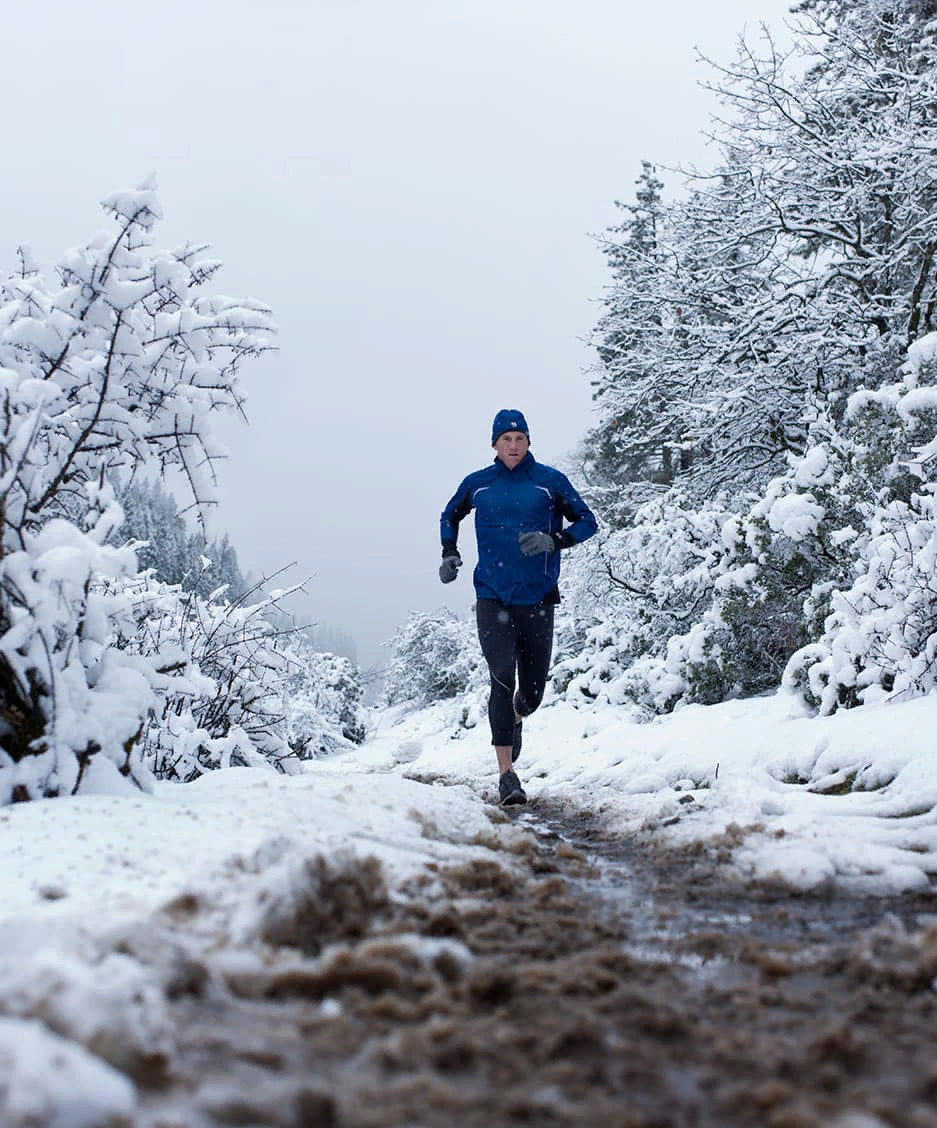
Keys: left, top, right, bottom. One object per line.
{"left": 2, "top": 688, "right": 936, "bottom": 1123}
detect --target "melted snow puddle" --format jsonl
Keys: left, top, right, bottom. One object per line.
{"left": 512, "top": 804, "right": 936, "bottom": 975}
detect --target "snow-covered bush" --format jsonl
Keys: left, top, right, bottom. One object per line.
{"left": 785, "top": 334, "right": 937, "bottom": 713}
{"left": 557, "top": 428, "right": 873, "bottom": 713}
{"left": 0, "top": 180, "right": 274, "bottom": 800}
{"left": 281, "top": 637, "right": 367, "bottom": 758}
{"left": 605, "top": 334, "right": 937, "bottom": 717}
{"left": 382, "top": 609, "right": 485, "bottom": 707}
{"left": 0, "top": 502, "right": 159, "bottom": 802}
{"left": 551, "top": 493, "right": 730, "bottom": 711}
{"left": 658, "top": 437, "right": 866, "bottom": 706}
{"left": 106, "top": 570, "right": 303, "bottom": 781}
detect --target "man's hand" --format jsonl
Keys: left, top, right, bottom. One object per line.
{"left": 439, "top": 554, "right": 462, "bottom": 583}
{"left": 518, "top": 531, "right": 556, "bottom": 556}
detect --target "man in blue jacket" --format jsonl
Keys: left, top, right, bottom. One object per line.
{"left": 439, "top": 409, "right": 598, "bottom": 806}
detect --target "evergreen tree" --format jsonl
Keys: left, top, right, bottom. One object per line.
{"left": 590, "top": 1, "right": 937, "bottom": 517}
{"left": 568, "top": 0, "right": 937, "bottom": 709}
{"left": 115, "top": 477, "right": 247, "bottom": 600}
{"left": 586, "top": 162, "right": 676, "bottom": 524}
{"left": 307, "top": 623, "right": 358, "bottom": 664}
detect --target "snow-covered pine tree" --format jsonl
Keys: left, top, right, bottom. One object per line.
{"left": 307, "top": 622, "right": 358, "bottom": 664}
{"left": 585, "top": 163, "right": 682, "bottom": 526}
{"left": 201, "top": 532, "right": 247, "bottom": 602}
{"left": 116, "top": 477, "right": 248, "bottom": 599}
{"left": 569, "top": 0, "right": 937, "bottom": 711}
{"left": 586, "top": 154, "right": 790, "bottom": 520}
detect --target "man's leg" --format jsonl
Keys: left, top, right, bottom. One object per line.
{"left": 513, "top": 602, "right": 555, "bottom": 719}
{"left": 476, "top": 600, "right": 518, "bottom": 774}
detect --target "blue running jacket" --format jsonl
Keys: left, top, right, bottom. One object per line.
{"left": 440, "top": 453, "right": 598, "bottom": 606}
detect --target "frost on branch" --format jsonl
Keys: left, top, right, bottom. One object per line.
{"left": 0, "top": 181, "right": 275, "bottom": 801}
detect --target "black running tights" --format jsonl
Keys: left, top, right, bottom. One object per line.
{"left": 476, "top": 599, "right": 555, "bottom": 746}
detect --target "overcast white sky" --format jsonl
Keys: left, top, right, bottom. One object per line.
{"left": 2, "top": 0, "right": 794, "bottom": 668}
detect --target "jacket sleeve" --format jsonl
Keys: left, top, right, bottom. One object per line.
{"left": 440, "top": 476, "right": 473, "bottom": 557}
{"left": 552, "top": 472, "right": 598, "bottom": 548}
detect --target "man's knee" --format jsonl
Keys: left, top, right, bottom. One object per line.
{"left": 515, "top": 681, "right": 546, "bottom": 716}
{"left": 489, "top": 667, "right": 516, "bottom": 697}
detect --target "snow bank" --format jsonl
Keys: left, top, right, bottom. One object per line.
{"left": 0, "top": 762, "right": 498, "bottom": 1119}
{"left": 358, "top": 690, "right": 937, "bottom": 897}
{"left": 0, "top": 1016, "right": 135, "bottom": 1127}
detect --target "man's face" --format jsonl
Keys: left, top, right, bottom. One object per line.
{"left": 494, "top": 430, "right": 529, "bottom": 469}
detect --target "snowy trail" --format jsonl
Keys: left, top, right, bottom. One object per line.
{"left": 3, "top": 689, "right": 937, "bottom": 1125}
{"left": 362, "top": 690, "right": 937, "bottom": 897}
{"left": 135, "top": 787, "right": 937, "bottom": 1127}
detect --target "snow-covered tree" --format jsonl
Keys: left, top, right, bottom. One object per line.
{"left": 590, "top": 0, "right": 937, "bottom": 514}
{"left": 587, "top": 157, "right": 791, "bottom": 518}
{"left": 586, "top": 163, "right": 678, "bottom": 522}
{"left": 382, "top": 609, "right": 485, "bottom": 708}
{"left": 567, "top": 0, "right": 937, "bottom": 711}
{"left": 305, "top": 622, "right": 358, "bottom": 664}
{"left": 281, "top": 635, "right": 366, "bottom": 757}
{"left": 785, "top": 333, "right": 937, "bottom": 712}
{"left": 116, "top": 476, "right": 247, "bottom": 599}
{"left": 0, "top": 180, "right": 275, "bottom": 801}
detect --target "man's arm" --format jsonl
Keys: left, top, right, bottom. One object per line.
{"left": 552, "top": 472, "right": 598, "bottom": 548}
{"left": 440, "top": 477, "right": 473, "bottom": 557}
{"left": 439, "top": 477, "right": 474, "bottom": 580}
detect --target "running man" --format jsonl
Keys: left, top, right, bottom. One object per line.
{"left": 439, "top": 409, "right": 598, "bottom": 805}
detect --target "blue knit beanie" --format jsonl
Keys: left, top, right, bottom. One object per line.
{"left": 491, "top": 409, "right": 529, "bottom": 444}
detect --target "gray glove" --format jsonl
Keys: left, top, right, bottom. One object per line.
{"left": 439, "top": 554, "right": 462, "bottom": 583}
{"left": 518, "top": 531, "right": 557, "bottom": 556}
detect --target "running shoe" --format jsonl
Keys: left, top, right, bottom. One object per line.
{"left": 499, "top": 769, "right": 527, "bottom": 806}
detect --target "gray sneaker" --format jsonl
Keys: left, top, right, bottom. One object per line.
{"left": 499, "top": 769, "right": 527, "bottom": 806}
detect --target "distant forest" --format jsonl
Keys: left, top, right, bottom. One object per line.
{"left": 117, "top": 477, "right": 359, "bottom": 664}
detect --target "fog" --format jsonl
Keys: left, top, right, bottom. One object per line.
{"left": 1, "top": 0, "right": 794, "bottom": 668}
